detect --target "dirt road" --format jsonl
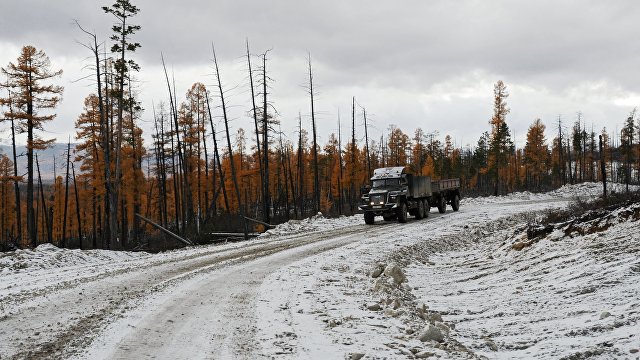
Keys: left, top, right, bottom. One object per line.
{"left": 0, "top": 222, "right": 391, "bottom": 359}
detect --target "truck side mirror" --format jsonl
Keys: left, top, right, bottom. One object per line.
{"left": 361, "top": 185, "right": 371, "bottom": 194}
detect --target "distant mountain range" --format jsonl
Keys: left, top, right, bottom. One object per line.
{"left": 0, "top": 143, "right": 77, "bottom": 182}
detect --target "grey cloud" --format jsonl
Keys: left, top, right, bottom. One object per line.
{"left": 1, "top": 0, "right": 638, "bottom": 146}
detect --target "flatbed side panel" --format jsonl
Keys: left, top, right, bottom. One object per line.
{"left": 408, "top": 175, "right": 432, "bottom": 198}
{"left": 432, "top": 178, "right": 460, "bottom": 192}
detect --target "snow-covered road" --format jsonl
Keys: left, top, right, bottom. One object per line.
{"left": 1, "top": 183, "right": 638, "bottom": 359}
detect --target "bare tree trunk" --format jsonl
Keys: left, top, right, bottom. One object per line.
{"left": 8, "top": 102, "right": 22, "bottom": 244}
{"left": 308, "top": 54, "right": 320, "bottom": 214}
{"left": 152, "top": 104, "right": 166, "bottom": 227}
{"left": 599, "top": 135, "right": 607, "bottom": 199}
{"left": 71, "top": 162, "right": 82, "bottom": 248}
{"left": 61, "top": 139, "right": 71, "bottom": 247}
{"left": 212, "top": 45, "right": 248, "bottom": 239}
{"left": 286, "top": 146, "right": 297, "bottom": 219}
{"left": 76, "top": 21, "right": 110, "bottom": 249}
{"left": 350, "top": 97, "right": 356, "bottom": 214}
{"left": 557, "top": 115, "right": 564, "bottom": 185}
{"left": 279, "top": 132, "right": 291, "bottom": 220}
{"left": 27, "top": 82, "right": 36, "bottom": 247}
{"left": 261, "top": 52, "right": 270, "bottom": 224}
{"left": 363, "top": 108, "right": 371, "bottom": 178}
{"left": 35, "top": 154, "right": 51, "bottom": 245}
{"left": 127, "top": 82, "right": 142, "bottom": 246}
{"left": 297, "top": 113, "right": 305, "bottom": 217}
{"left": 168, "top": 104, "right": 180, "bottom": 230}
{"left": 162, "top": 55, "right": 190, "bottom": 233}
{"left": 246, "top": 39, "right": 264, "bottom": 216}
{"left": 200, "top": 96, "right": 210, "bottom": 220}
{"left": 337, "top": 113, "right": 343, "bottom": 216}
{"left": 205, "top": 93, "right": 230, "bottom": 213}
{"left": 567, "top": 142, "right": 573, "bottom": 185}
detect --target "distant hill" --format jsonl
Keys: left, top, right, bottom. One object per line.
{"left": 0, "top": 143, "right": 77, "bottom": 182}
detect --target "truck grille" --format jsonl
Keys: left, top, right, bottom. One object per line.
{"left": 370, "top": 194, "right": 386, "bottom": 205}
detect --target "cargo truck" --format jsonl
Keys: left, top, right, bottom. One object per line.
{"left": 358, "top": 167, "right": 461, "bottom": 224}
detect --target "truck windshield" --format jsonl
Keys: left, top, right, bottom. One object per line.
{"left": 372, "top": 178, "right": 400, "bottom": 188}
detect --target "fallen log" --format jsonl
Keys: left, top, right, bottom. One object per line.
{"left": 207, "top": 232, "right": 260, "bottom": 237}
{"left": 135, "top": 213, "right": 194, "bottom": 246}
{"left": 242, "top": 216, "right": 276, "bottom": 230}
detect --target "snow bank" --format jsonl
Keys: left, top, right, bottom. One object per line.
{"left": 0, "top": 243, "right": 151, "bottom": 274}
{"left": 406, "top": 201, "right": 640, "bottom": 359}
{"left": 261, "top": 212, "right": 362, "bottom": 237}
{"left": 462, "top": 181, "right": 636, "bottom": 207}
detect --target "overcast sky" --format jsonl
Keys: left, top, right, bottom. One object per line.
{"left": 1, "top": 0, "right": 639, "bottom": 151}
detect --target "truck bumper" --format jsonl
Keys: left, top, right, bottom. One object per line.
{"left": 358, "top": 203, "right": 398, "bottom": 214}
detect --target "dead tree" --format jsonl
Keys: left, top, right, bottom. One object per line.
{"left": 363, "top": 107, "right": 371, "bottom": 178}
{"left": 260, "top": 52, "right": 271, "bottom": 224}
{"left": 35, "top": 154, "right": 52, "bottom": 245}
{"left": 350, "top": 96, "right": 356, "bottom": 214}
{"left": 71, "top": 162, "right": 82, "bottom": 248}
{"left": 161, "top": 55, "right": 190, "bottom": 233}
{"left": 297, "top": 113, "right": 305, "bottom": 217}
{"left": 75, "top": 20, "right": 111, "bottom": 249}
{"left": 246, "top": 39, "right": 265, "bottom": 214}
{"left": 205, "top": 92, "right": 230, "bottom": 213}
{"left": 337, "top": 112, "right": 344, "bottom": 215}
{"left": 211, "top": 45, "right": 248, "bottom": 240}
{"left": 7, "top": 91, "right": 22, "bottom": 243}
{"left": 307, "top": 54, "right": 320, "bottom": 214}
{"left": 61, "top": 139, "right": 71, "bottom": 247}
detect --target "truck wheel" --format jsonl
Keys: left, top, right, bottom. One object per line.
{"left": 415, "top": 200, "right": 425, "bottom": 219}
{"left": 364, "top": 212, "right": 375, "bottom": 225}
{"left": 423, "top": 199, "right": 430, "bottom": 218}
{"left": 437, "top": 196, "right": 446, "bottom": 214}
{"left": 451, "top": 194, "right": 460, "bottom": 211}
{"left": 397, "top": 202, "right": 408, "bottom": 223}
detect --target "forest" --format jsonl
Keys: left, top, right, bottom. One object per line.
{"left": 1, "top": 0, "right": 639, "bottom": 252}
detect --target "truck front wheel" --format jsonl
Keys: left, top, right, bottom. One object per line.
{"left": 451, "top": 194, "right": 460, "bottom": 211}
{"left": 397, "top": 202, "right": 408, "bottom": 223}
{"left": 364, "top": 212, "right": 375, "bottom": 225}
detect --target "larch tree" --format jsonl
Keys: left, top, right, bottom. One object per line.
{"left": 488, "top": 80, "right": 513, "bottom": 196}
{"left": 523, "top": 118, "right": 548, "bottom": 190}
{"left": 387, "top": 125, "right": 410, "bottom": 166}
{"left": 75, "top": 94, "right": 104, "bottom": 248}
{"left": 620, "top": 109, "right": 636, "bottom": 192}
{"left": 1, "top": 45, "right": 63, "bottom": 248}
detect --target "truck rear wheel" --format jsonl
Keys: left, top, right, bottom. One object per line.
{"left": 415, "top": 200, "right": 425, "bottom": 219}
{"left": 397, "top": 202, "right": 408, "bottom": 223}
{"left": 423, "top": 199, "right": 430, "bottom": 218}
{"left": 364, "top": 212, "right": 375, "bottom": 225}
{"left": 437, "top": 195, "right": 446, "bottom": 213}
{"left": 451, "top": 194, "right": 460, "bottom": 211}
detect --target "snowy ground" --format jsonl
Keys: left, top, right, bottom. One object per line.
{"left": 1, "top": 182, "right": 638, "bottom": 359}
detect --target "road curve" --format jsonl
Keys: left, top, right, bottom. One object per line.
{"left": 0, "top": 221, "right": 391, "bottom": 359}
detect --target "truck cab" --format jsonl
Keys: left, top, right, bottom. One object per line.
{"left": 359, "top": 167, "right": 414, "bottom": 223}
